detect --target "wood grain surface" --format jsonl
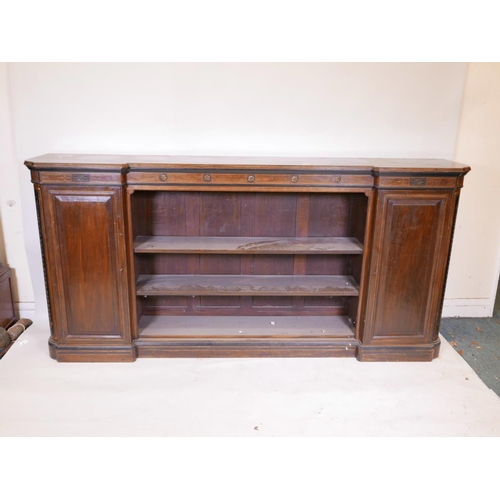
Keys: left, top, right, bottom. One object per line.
{"left": 134, "top": 236, "right": 364, "bottom": 254}
{"left": 137, "top": 315, "right": 355, "bottom": 338}
{"left": 25, "top": 153, "right": 471, "bottom": 173}
{"left": 136, "top": 274, "right": 360, "bottom": 296}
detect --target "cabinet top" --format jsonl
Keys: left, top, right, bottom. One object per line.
{"left": 25, "top": 154, "right": 471, "bottom": 174}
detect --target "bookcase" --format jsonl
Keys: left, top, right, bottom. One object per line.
{"left": 26, "top": 155, "right": 470, "bottom": 362}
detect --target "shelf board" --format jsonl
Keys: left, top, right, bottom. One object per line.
{"left": 138, "top": 315, "right": 355, "bottom": 338}
{"left": 136, "top": 274, "right": 359, "bottom": 297}
{"left": 134, "top": 236, "right": 363, "bottom": 254}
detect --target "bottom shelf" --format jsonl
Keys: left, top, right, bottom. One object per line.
{"left": 137, "top": 315, "right": 356, "bottom": 339}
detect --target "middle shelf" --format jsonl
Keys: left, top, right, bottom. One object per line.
{"left": 135, "top": 274, "right": 360, "bottom": 297}
{"left": 134, "top": 236, "right": 364, "bottom": 255}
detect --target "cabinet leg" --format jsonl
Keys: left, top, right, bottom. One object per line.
{"left": 48, "top": 339, "right": 137, "bottom": 362}
{"left": 357, "top": 338, "right": 440, "bottom": 362}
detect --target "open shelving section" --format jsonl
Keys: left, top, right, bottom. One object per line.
{"left": 130, "top": 191, "right": 368, "bottom": 340}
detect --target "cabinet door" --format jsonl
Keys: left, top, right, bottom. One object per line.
{"left": 363, "top": 190, "right": 456, "bottom": 345}
{"left": 40, "top": 186, "right": 131, "bottom": 344}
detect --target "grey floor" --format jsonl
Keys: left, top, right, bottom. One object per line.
{"left": 440, "top": 282, "right": 500, "bottom": 398}
{"left": 2, "top": 320, "right": 500, "bottom": 436}
{"left": 3, "top": 305, "right": 500, "bottom": 398}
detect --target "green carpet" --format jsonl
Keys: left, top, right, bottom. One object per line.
{"left": 440, "top": 289, "right": 500, "bottom": 398}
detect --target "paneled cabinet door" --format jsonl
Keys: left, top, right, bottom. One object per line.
{"left": 362, "top": 189, "right": 456, "bottom": 346}
{"left": 38, "top": 186, "right": 131, "bottom": 345}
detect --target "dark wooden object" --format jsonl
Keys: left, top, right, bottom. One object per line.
{"left": 0, "top": 263, "right": 17, "bottom": 330}
{"left": 26, "top": 155, "right": 470, "bottom": 362}
{"left": 0, "top": 263, "right": 20, "bottom": 358}
{"left": 0, "top": 319, "right": 34, "bottom": 359}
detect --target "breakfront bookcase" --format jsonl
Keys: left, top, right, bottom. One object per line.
{"left": 26, "top": 155, "right": 470, "bottom": 362}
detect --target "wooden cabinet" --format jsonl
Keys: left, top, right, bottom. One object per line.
{"left": 360, "top": 189, "right": 458, "bottom": 360}
{"left": 26, "top": 155, "right": 470, "bottom": 362}
{"left": 35, "top": 185, "right": 133, "bottom": 360}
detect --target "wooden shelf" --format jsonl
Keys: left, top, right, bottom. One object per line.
{"left": 136, "top": 274, "right": 359, "bottom": 297}
{"left": 134, "top": 236, "right": 363, "bottom": 254}
{"left": 137, "top": 315, "right": 356, "bottom": 338}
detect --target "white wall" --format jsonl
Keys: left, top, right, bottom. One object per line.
{"left": 443, "top": 63, "right": 500, "bottom": 317}
{"left": 2, "top": 62, "right": 470, "bottom": 320}
{"left": 0, "top": 63, "right": 34, "bottom": 319}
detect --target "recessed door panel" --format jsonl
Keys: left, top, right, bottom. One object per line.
{"left": 363, "top": 190, "right": 455, "bottom": 345}
{"left": 42, "top": 187, "right": 131, "bottom": 343}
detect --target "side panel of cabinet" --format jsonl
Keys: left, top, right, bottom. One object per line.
{"left": 39, "top": 186, "right": 132, "bottom": 345}
{"left": 362, "top": 189, "right": 456, "bottom": 346}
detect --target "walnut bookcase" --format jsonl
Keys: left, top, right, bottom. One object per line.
{"left": 26, "top": 155, "right": 470, "bottom": 362}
